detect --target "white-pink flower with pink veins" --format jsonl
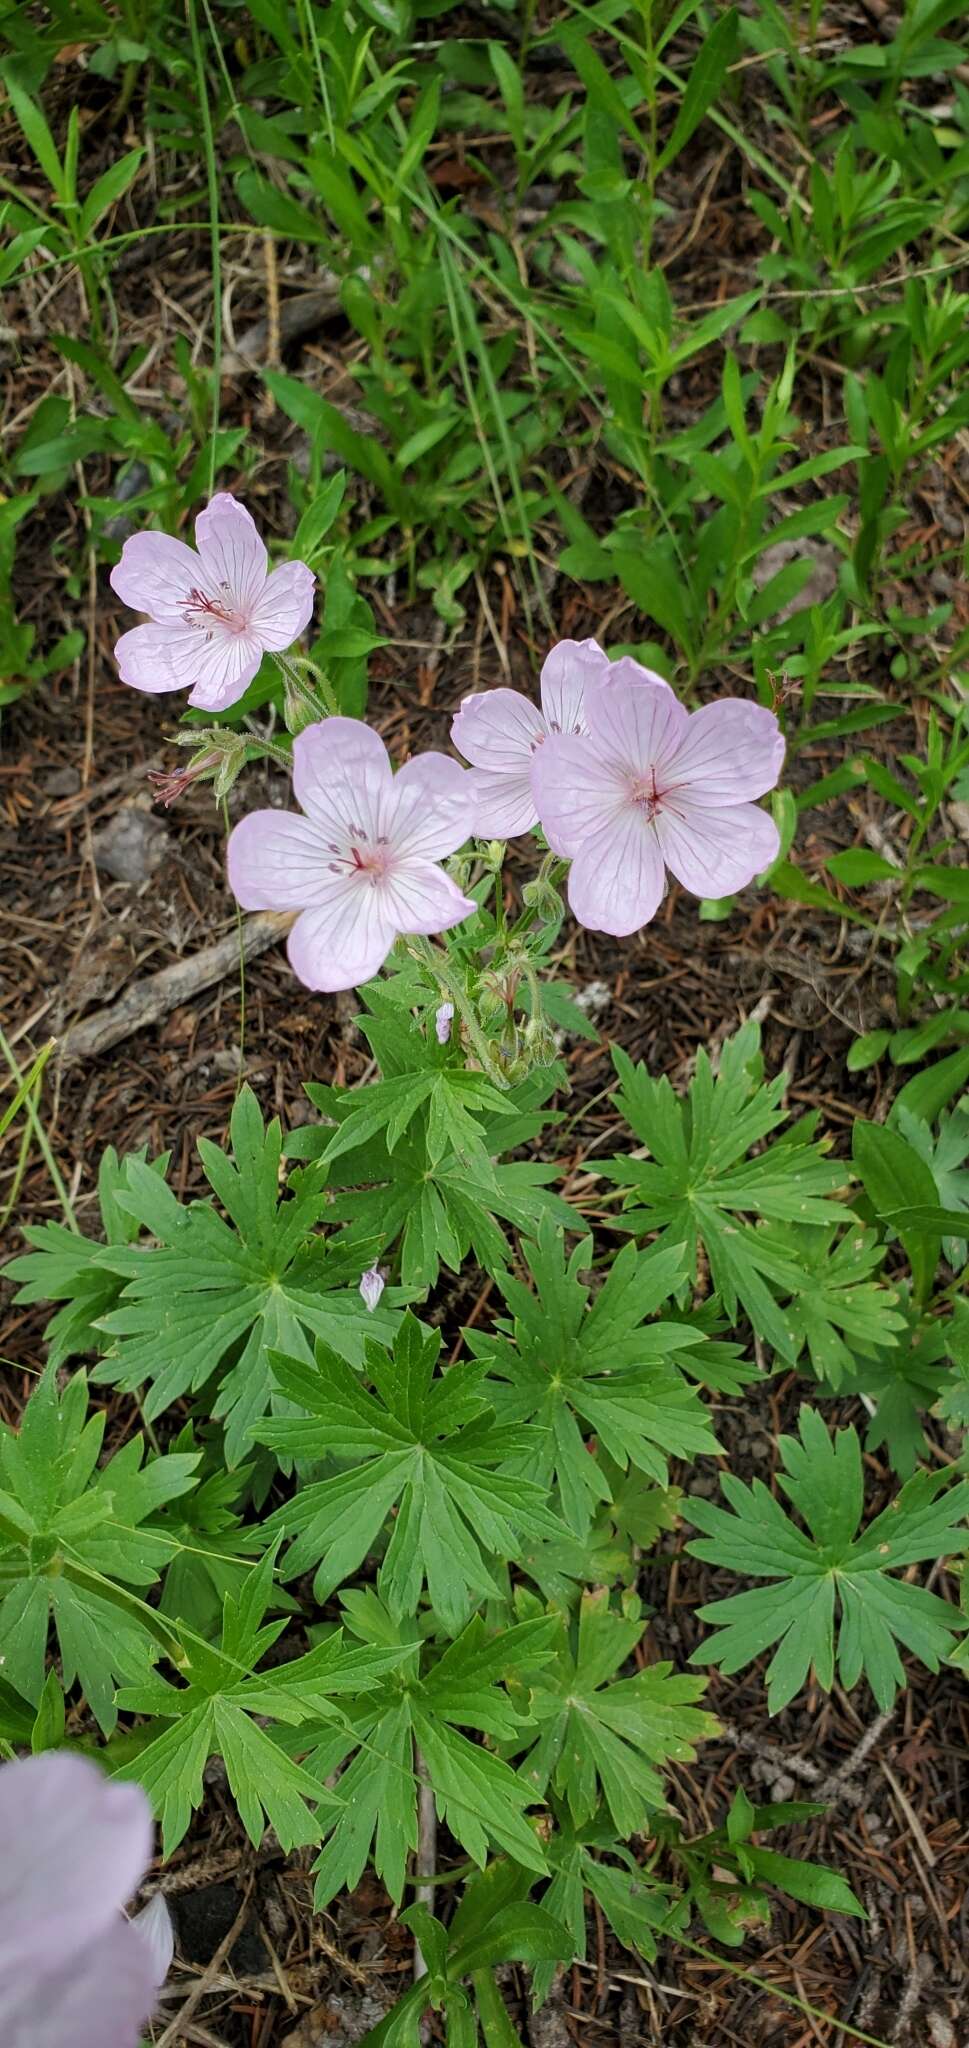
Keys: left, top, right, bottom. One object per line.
{"left": 227, "top": 719, "right": 476, "bottom": 992}
{"left": 531, "top": 673, "right": 785, "bottom": 936}
{"left": 110, "top": 493, "right": 315, "bottom": 711}
{"left": 450, "top": 638, "right": 672, "bottom": 839}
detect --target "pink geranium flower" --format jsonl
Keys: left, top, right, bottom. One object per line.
{"left": 0, "top": 1751, "right": 172, "bottom": 2048}
{"left": 451, "top": 638, "right": 671, "bottom": 839}
{"left": 228, "top": 719, "right": 476, "bottom": 992}
{"left": 110, "top": 494, "right": 315, "bottom": 711}
{"left": 531, "top": 673, "right": 784, "bottom": 935}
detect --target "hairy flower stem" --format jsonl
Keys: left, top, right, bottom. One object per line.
{"left": 273, "top": 650, "right": 338, "bottom": 720}
{"left": 405, "top": 936, "right": 510, "bottom": 1088}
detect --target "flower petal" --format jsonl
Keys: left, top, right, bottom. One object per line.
{"left": 194, "top": 494, "right": 268, "bottom": 609}
{"left": 109, "top": 531, "right": 201, "bottom": 624}
{"left": 382, "top": 861, "right": 476, "bottom": 936}
{"left": 291, "top": 718, "right": 392, "bottom": 836}
{"left": 655, "top": 797, "right": 781, "bottom": 898}
{"left": 227, "top": 810, "right": 329, "bottom": 911}
{"left": 666, "top": 699, "right": 785, "bottom": 805}
{"left": 539, "top": 637, "right": 606, "bottom": 735}
{"left": 132, "top": 1894, "right": 174, "bottom": 1986}
{"left": 451, "top": 688, "right": 545, "bottom": 772}
{"left": 392, "top": 753, "right": 474, "bottom": 858}
{"left": 600, "top": 652, "right": 674, "bottom": 696}
{"left": 530, "top": 732, "right": 627, "bottom": 857}
{"left": 184, "top": 626, "right": 264, "bottom": 710}
{"left": 467, "top": 765, "right": 537, "bottom": 839}
{"left": 567, "top": 811, "right": 665, "bottom": 936}
{"left": 113, "top": 624, "right": 184, "bottom": 694}
{"left": 287, "top": 880, "right": 397, "bottom": 992}
{"left": 251, "top": 559, "right": 316, "bottom": 650}
{"left": 583, "top": 672, "right": 687, "bottom": 778}
{"left": 0, "top": 1754, "right": 151, "bottom": 1980}
{"left": 2, "top": 1915, "right": 161, "bottom": 2048}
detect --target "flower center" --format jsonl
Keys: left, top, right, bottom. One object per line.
{"left": 327, "top": 824, "right": 392, "bottom": 885}
{"left": 182, "top": 582, "right": 249, "bottom": 637}
{"left": 628, "top": 767, "right": 665, "bottom": 821}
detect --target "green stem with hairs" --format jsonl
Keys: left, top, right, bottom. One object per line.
{"left": 405, "top": 937, "right": 510, "bottom": 1089}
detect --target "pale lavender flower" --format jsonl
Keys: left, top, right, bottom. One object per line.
{"left": 0, "top": 1750, "right": 173, "bottom": 2048}
{"left": 451, "top": 639, "right": 671, "bottom": 839}
{"left": 110, "top": 493, "right": 315, "bottom": 711}
{"left": 531, "top": 673, "right": 784, "bottom": 936}
{"left": 359, "top": 1264, "right": 385, "bottom": 1313}
{"left": 227, "top": 719, "right": 476, "bottom": 992}
{"left": 435, "top": 1002, "right": 455, "bottom": 1045}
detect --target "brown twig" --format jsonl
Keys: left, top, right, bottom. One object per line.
{"left": 55, "top": 910, "right": 295, "bottom": 1067}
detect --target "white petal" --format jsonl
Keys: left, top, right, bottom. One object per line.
{"left": 451, "top": 688, "right": 545, "bottom": 771}
{"left": 566, "top": 809, "right": 666, "bottom": 936}
{"left": 251, "top": 560, "right": 316, "bottom": 651}
{"left": 392, "top": 754, "right": 474, "bottom": 857}
{"left": 539, "top": 638, "right": 606, "bottom": 735}
{"left": 183, "top": 625, "right": 264, "bottom": 710}
{"left": 529, "top": 733, "right": 627, "bottom": 857}
{"left": 655, "top": 798, "right": 781, "bottom": 898}
{"left": 113, "top": 624, "right": 184, "bottom": 694}
{"left": 286, "top": 878, "right": 397, "bottom": 992}
{"left": 665, "top": 700, "right": 786, "bottom": 806}
{"left": 194, "top": 494, "right": 268, "bottom": 610}
{"left": 583, "top": 673, "right": 687, "bottom": 779}
{"left": 0, "top": 1755, "right": 151, "bottom": 1980}
{"left": 227, "top": 810, "right": 330, "bottom": 911}
{"left": 291, "top": 719, "right": 392, "bottom": 838}
{"left": 109, "top": 532, "right": 202, "bottom": 625}
{"left": 1, "top": 1916, "right": 160, "bottom": 2048}
{"left": 467, "top": 766, "right": 537, "bottom": 839}
{"left": 131, "top": 1894, "right": 174, "bottom": 1986}
{"left": 382, "top": 861, "right": 476, "bottom": 937}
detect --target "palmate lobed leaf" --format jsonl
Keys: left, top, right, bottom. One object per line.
{"left": 5, "top": 1144, "right": 170, "bottom": 1368}
{"left": 86, "top": 1087, "right": 398, "bottom": 1464}
{"left": 510, "top": 1589, "right": 716, "bottom": 1837}
{"left": 292, "top": 1611, "right": 559, "bottom": 1908}
{"left": 115, "top": 1550, "right": 411, "bottom": 1855}
{"left": 255, "top": 1316, "right": 569, "bottom": 1633}
{"left": 468, "top": 1217, "right": 720, "bottom": 1534}
{"left": 687, "top": 1405, "right": 969, "bottom": 1711}
{"left": 600, "top": 1022, "right": 903, "bottom": 1370}
{"left": 0, "top": 1365, "right": 197, "bottom": 1732}
{"left": 290, "top": 1017, "right": 573, "bottom": 1288}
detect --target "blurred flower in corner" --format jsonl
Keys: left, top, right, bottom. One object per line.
{"left": 0, "top": 1750, "right": 173, "bottom": 2048}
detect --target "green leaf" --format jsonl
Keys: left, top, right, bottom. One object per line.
{"left": 2, "top": 73, "right": 65, "bottom": 197}
{"left": 6, "top": 1145, "right": 170, "bottom": 1368}
{"left": 687, "top": 1405, "right": 969, "bottom": 1711}
{"left": 825, "top": 849, "right": 900, "bottom": 886}
{"left": 852, "top": 1120, "right": 943, "bottom": 1302}
{"left": 602, "top": 1021, "right": 857, "bottom": 1365}
{"left": 658, "top": 8, "right": 738, "bottom": 169}
{"left": 890, "top": 1047, "right": 969, "bottom": 1127}
{"left": 0, "top": 1367, "right": 197, "bottom": 1733}
{"left": 301, "top": 1610, "right": 555, "bottom": 1906}
{"left": 256, "top": 1317, "right": 568, "bottom": 1633}
{"left": 91, "top": 1089, "right": 397, "bottom": 1464}
{"left": 513, "top": 1591, "right": 716, "bottom": 1835}
{"left": 79, "top": 148, "right": 144, "bottom": 240}
{"left": 116, "top": 1554, "right": 407, "bottom": 1855}
{"left": 847, "top": 1031, "right": 891, "bottom": 1073}
{"left": 912, "top": 865, "right": 969, "bottom": 904}
{"left": 470, "top": 1219, "right": 718, "bottom": 1535}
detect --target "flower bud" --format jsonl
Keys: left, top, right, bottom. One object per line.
{"left": 523, "top": 1016, "right": 560, "bottom": 1066}
{"left": 435, "top": 1002, "right": 455, "bottom": 1045}
{"left": 521, "top": 873, "right": 563, "bottom": 923}
{"left": 359, "top": 1264, "right": 385, "bottom": 1313}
